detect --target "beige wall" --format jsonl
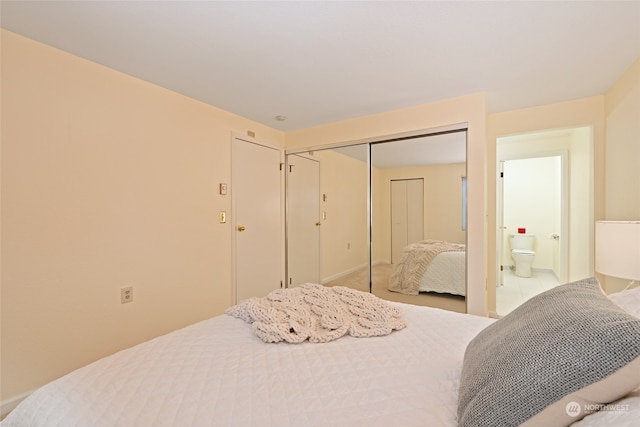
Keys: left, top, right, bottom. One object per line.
{"left": 603, "top": 57, "right": 640, "bottom": 293}
{"left": 286, "top": 93, "right": 487, "bottom": 316}
{"left": 568, "top": 126, "right": 594, "bottom": 282}
{"left": 0, "top": 30, "right": 284, "bottom": 406}
{"left": 604, "top": 57, "right": 640, "bottom": 219}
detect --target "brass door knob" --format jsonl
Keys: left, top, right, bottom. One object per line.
{"left": 237, "top": 225, "right": 246, "bottom": 232}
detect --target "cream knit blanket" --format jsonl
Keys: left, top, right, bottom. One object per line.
{"left": 226, "top": 283, "right": 406, "bottom": 343}
{"left": 388, "top": 240, "right": 465, "bottom": 295}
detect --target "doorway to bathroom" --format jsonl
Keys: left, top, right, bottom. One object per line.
{"left": 497, "top": 154, "right": 565, "bottom": 315}
{"left": 496, "top": 127, "right": 593, "bottom": 316}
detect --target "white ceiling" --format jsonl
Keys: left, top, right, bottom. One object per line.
{"left": 1, "top": 1, "right": 639, "bottom": 132}
{"left": 332, "top": 131, "right": 467, "bottom": 168}
{"left": 371, "top": 132, "right": 467, "bottom": 168}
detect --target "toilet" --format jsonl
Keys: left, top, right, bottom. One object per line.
{"left": 509, "top": 233, "right": 536, "bottom": 278}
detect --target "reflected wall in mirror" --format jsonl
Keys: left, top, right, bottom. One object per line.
{"left": 286, "top": 145, "right": 370, "bottom": 292}
{"left": 371, "top": 131, "right": 467, "bottom": 312}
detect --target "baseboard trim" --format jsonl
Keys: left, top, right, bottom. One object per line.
{"left": 321, "top": 263, "right": 368, "bottom": 284}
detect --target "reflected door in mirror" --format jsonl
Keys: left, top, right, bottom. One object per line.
{"left": 391, "top": 178, "right": 424, "bottom": 264}
{"left": 287, "top": 155, "right": 321, "bottom": 286}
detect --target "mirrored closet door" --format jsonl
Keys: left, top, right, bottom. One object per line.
{"left": 286, "top": 144, "right": 370, "bottom": 292}
{"left": 286, "top": 129, "right": 468, "bottom": 313}
{"left": 370, "top": 131, "right": 467, "bottom": 312}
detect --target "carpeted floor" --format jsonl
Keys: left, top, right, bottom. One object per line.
{"left": 324, "top": 263, "right": 466, "bottom": 313}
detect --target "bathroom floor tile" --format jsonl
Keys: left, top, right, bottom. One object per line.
{"left": 496, "top": 269, "right": 560, "bottom": 316}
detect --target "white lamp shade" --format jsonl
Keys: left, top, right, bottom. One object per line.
{"left": 595, "top": 221, "right": 640, "bottom": 281}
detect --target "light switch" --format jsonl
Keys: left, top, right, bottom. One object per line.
{"left": 219, "top": 183, "right": 228, "bottom": 195}
{"left": 219, "top": 211, "right": 227, "bottom": 223}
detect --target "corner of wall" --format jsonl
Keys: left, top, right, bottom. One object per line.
{"left": 605, "top": 57, "right": 640, "bottom": 114}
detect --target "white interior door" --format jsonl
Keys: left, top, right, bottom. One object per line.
{"left": 406, "top": 179, "right": 424, "bottom": 244}
{"left": 232, "top": 137, "right": 283, "bottom": 302}
{"left": 391, "top": 180, "right": 408, "bottom": 264}
{"left": 391, "top": 179, "right": 424, "bottom": 264}
{"left": 287, "top": 155, "right": 321, "bottom": 286}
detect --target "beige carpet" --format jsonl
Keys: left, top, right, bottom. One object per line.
{"left": 325, "top": 263, "right": 466, "bottom": 313}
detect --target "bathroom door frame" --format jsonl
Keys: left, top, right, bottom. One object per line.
{"left": 496, "top": 150, "right": 569, "bottom": 286}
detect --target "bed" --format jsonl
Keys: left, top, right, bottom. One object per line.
{"left": 3, "top": 279, "right": 640, "bottom": 427}
{"left": 388, "top": 240, "right": 466, "bottom": 296}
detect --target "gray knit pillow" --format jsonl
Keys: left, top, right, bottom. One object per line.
{"left": 458, "top": 277, "right": 640, "bottom": 427}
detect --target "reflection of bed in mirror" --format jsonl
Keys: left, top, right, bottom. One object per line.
{"left": 389, "top": 240, "right": 466, "bottom": 296}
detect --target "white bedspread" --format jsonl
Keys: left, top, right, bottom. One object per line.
{"left": 389, "top": 241, "right": 464, "bottom": 296}
{"left": 419, "top": 251, "right": 466, "bottom": 296}
{"left": 3, "top": 302, "right": 493, "bottom": 427}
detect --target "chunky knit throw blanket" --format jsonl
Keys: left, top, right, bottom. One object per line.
{"left": 388, "top": 240, "right": 465, "bottom": 295}
{"left": 225, "top": 283, "right": 406, "bottom": 343}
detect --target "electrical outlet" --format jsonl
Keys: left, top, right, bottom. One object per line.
{"left": 121, "top": 286, "right": 133, "bottom": 304}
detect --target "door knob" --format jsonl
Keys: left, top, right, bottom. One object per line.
{"left": 237, "top": 225, "right": 246, "bottom": 232}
